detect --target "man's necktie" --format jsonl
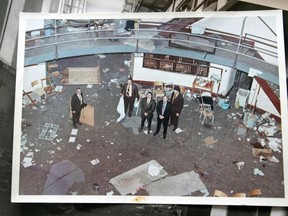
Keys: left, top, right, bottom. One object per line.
{"left": 126, "top": 85, "right": 130, "bottom": 96}
{"left": 161, "top": 103, "right": 166, "bottom": 115}
{"left": 78, "top": 94, "right": 82, "bottom": 104}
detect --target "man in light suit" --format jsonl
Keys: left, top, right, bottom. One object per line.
{"left": 121, "top": 77, "right": 139, "bottom": 117}
{"left": 71, "top": 88, "right": 84, "bottom": 128}
{"left": 138, "top": 91, "right": 156, "bottom": 134}
{"left": 153, "top": 95, "right": 171, "bottom": 139}
{"left": 169, "top": 86, "right": 184, "bottom": 131}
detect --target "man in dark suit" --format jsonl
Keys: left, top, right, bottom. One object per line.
{"left": 71, "top": 88, "right": 84, "bottom": 128}
{"left": 153, "top": 95, "right": 171, "bottom": 139}
{"left": 170, "top": 86, "right": 184, "bottom": 131}
{"left": 138, "top": 91, "right": 156, "bottom": 134}
{"left": 121, "top": 77, "right": 139, "bottom": 117}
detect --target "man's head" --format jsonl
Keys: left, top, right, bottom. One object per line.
{"left": 127, "top": 77, "right": 133, "bottom": 85}
{"left": 146, "top": 91, "right": 153, "bottom": 99}
{"left": 163, "top": 95, "right": 168, "bottom": 102}
{"left": 173, "top": 86, "right": 180, "bottom": 94}
{"left": 76, "top": 88, "right": 81, "bottom": 95}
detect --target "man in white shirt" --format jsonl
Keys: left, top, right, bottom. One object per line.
{"left": 121, "top": 77, "right": 139, "bottom": 117}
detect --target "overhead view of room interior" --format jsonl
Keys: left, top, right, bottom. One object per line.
{"left": 17, "top": 13, "right": 286, "bottom": 201}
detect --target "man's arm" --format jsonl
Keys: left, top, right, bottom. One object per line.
{"left": 147, "top": 100, "right": 156, "bottom": 115}
{"left": 71, "top": 95, "right": 75, "bottom": 112}
{"left": 134, "top": 84, "right": 139, "bottom": 100}
{"left": 178, "top": 95, "right": 184, "bottom": 114}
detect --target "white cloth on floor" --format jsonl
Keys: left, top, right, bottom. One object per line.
{"left": 117, "top": 96, "right": 125, "bottom": 123}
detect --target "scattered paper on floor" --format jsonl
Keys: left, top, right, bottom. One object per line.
{"left": 90, "top": 159, "right": 100, "bottom": 165}
{"left": 71, "top": 129, "right": 78, "bottom": 136}
{"left": 254, "top": 168, "right": 265, "bottom": 176}
{"left": 69, "top": 137, "right": 76, "bottom": 143}
{"left": 22, "top": 157, "right": 33, "bottom": 168}
{"left": 237, "top": 161, "right": 245, "bottom": 170}
{"left": 175, "top": 128, "right": 183, "bottom": 133}
{"left": 148, "top": 163, "right": 163, "bottom": 177}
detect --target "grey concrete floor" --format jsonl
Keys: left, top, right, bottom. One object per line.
{"left": 0, "top": 59, "right": 193, "bottom": 216}
{"left": 19, "top": 53, "right": 284, "bottom": 198}
{"left": 0, "top": 54, "right": 285, "bottom": 215}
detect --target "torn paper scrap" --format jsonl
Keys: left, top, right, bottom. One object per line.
{"left": 71, "top": 129, "right": 78, "bottom": 136}
{"left": 90, "top": 159, "right": 100, "bottom": 165}
{"left": 237, "top": 161, "right": 245, "bottom": 170}
{"left": 124, "top": 60, "right": 131, "bottom": 67}
{"left": 200, "top": 188, "right": 209, "bottom": 197}
{"left": 269, "top": 156, "right": 280, "bottom": 163}
{"left": 254, "top": 168, "right": 265, "bottom": 176}
{"left": 106, "top": 191, "right": 114, "bottom": 196}
{"left": 86, "top": 84, "right": 93, "bottom": 88}
{"left": 26, "top": 152, "right": 34, "bottom": 157}
{"left": 22, "top": 157, "right": 33, "bottom": 168}
{"left": 267, "top": 138, "right": 282, "bottom": 152}
{"left": 148, "top": 163, "right": 162, "bottom": 177}
{"left": 110, "top": 78, "right": 118, "bottom": 83}
{"left": 54, "top": 85, "right": 63, "bottom": 92}
{"left": 69, "top": 137, "right": 76, "bottom": 143}
{"left": 103, "top": 68, "right": 110, "bottom": 73}
{"left": 175, "top": 128, "right": 183, "bottom": 134}
{"left": 259, "top": 156, "right": 266, "bottom": 162}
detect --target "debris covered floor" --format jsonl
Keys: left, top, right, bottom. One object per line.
{"left": 20, "top": 53, "right": 284, "bottom": 198}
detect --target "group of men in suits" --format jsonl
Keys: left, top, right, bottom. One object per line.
{"left": 121, "top": 78, "right": 184, "bottom": 139}
{"left": 71, "top": 79, "right": 184, "bottom": 139}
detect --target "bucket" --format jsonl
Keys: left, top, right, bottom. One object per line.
{"left": 243, "top": 112, "right": 256, "bottom": 129}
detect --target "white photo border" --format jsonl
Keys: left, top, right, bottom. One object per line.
{"left": 12, "top": 10, "right": 288, "bottom": 206}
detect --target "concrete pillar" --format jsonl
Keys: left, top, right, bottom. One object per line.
{"left": 41, "top": 0, "right": 52, "bottom": 12}
{"left": 0, "top": 0, "right": 25, "bottom": 68}
{"left": 210, "top": 205, "right": 227, "bottom": 216}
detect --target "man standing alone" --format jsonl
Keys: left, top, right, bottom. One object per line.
{"left": 170, "top": 86, "right": 184, "bottom": 131}
{"left": 71, "top": 88, "right": 84, "bottom": 128}
{"left": 121, "top": 77, "right": 139, "bottom": 117}
{"left": 153, "top": 95, "right": 171, "bottom": 139}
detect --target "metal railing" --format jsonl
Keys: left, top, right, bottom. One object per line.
{"left": 24, "top": 21, "right": 278, "bottom": 69}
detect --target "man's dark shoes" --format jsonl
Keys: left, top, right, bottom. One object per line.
{"left": 172, "top": 127, "right": 177, "bottom": 132}
{"left": 153, "top": 131, "right": 158, "bottom": 136}
{"left": 78, "top": 122, "right": 82, "bottom": 125}
{"left": 138, "top": 128, "right": 143, "bottom": 132}
{"left": 73, "top": 124, "right": 78, "bottom": 129}
{"left": 163, "top": 134, "right": 166, "bottom": 139}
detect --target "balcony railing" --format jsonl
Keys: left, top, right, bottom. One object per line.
{"left": 24, "top": 20, "right": 278, "bottom": 78}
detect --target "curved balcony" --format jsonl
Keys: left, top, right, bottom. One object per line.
{"left": 24, "top": 22, "right": 279, "bottom": 83}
